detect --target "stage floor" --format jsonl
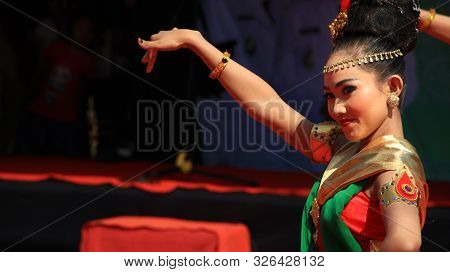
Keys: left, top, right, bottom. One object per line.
{"left": 0, "top": 156, "right": 448, "bottom": 251}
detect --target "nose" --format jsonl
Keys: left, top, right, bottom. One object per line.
{"left": 330, "top": 98, "right": 346, "bottom": 117}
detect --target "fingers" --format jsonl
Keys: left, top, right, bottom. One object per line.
{"left": 138, "top": 37, "right": 145, "bottom": 45}
{"left": 141, "top": 49, "right": 157, "bottom": 73}
{"left": 146, "top": 63, "right": 153, "bottom": 73}
{"left": 138, "top": 37, "right": 158, "bottom": 50}
{"left": 146, "top": 48, "right": 158, "bottom": 73}
{"left": 138, "top": 34, "right": 161, "bottom": 73}
{"left": 141, "top": 51, "right": 149, "bottom": 64}
{"left": 150, "top": 33, "right": 160, "bottom": 41}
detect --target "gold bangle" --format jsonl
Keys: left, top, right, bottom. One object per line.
{"left": 419, "top": 8, "right": 436, "bottom": 32}
{"left": 209, "top": 51, "right": 231, "bottom": 79}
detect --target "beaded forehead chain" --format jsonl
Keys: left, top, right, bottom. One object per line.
{"left": 324, "top": 0, "right": 405, "bottom": 74}
{"left": 323, "top": 49, "right": 403, "bottom": 73}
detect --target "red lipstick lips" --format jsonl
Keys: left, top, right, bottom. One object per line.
{"left": 339, "top": 118, "right": 355, "bottom": 127}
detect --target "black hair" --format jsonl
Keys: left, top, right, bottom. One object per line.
{"left": 329, "top": 0, "right": 421, "bottom": 108}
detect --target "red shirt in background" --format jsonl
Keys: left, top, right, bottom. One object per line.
{"left": 30, "top": 41, "right": 94, "bottom": 122}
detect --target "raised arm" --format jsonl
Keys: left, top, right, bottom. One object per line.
{"left": 420, "top": 9, "right": 450, "bottom": 44}
{"left": 138, "top": 29, "right": 316, "bottom": 159}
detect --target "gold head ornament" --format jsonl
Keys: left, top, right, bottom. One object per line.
{"left": 323, "top": 49, "right": 403, "bottom": 74}
{"left": 329, "top": 11, "right": 348, "bottom": 45}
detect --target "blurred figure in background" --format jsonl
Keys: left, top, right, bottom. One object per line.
{"left": 18, "top": 15, "right": 95, "bottom": 156}
{"left": 0, "top": 21, "right": 21, "bottom": 154}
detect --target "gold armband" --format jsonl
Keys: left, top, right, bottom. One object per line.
{"left": 209, "top": 51, "right": 231, "bottom": 79}
{"left": 309, "top": 121, "right": 341, "bottom": 163}
{"left": 419, "top": 8, "right": 436, "bottom": 32}
{"left": 379, "top": 165, "right": 420, "bottom": 208}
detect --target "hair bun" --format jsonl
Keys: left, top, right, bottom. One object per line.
{"left": 341, "top": 0, "right": 420, "bottom": 54}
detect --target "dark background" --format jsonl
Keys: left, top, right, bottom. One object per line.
{"left": 0, "top": 0, "right": 449, "bottom": 252}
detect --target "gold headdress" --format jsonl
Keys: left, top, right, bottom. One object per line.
{"left": 323, "top": 49, "right": 403, "bottom": 73}
{"left": 329, "top": 11, "right": 348, "bottom": 45}
{"left": 328, "top": 0, "right": 351, "bottom": 44}
{"left": 325, "top": 1, "right": 405, "bottom": 74}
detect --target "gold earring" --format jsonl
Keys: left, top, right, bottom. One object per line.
{"left": 387, "top": 93, "right": 400, "bottom": 108}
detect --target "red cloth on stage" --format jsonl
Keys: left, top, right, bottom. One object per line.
{"left": 0, "top": 156, "right": 447, "bottom": 207}
{"left": 0, "top": 156, "right": 315, "bottom": 198}
{"left": 80, "top": 216, "right": 251, "bottom": 252}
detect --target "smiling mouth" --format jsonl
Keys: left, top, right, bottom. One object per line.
{"left": 339, "top": 119, "right": 356, "bottom": 127}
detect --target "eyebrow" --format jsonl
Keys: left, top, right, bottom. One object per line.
{"left": 324, "top": 78, "right": 358, "bottom": 91}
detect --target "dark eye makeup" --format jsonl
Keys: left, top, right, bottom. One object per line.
{"left": 343, "top": 85, "right": 356, "bottom": 94}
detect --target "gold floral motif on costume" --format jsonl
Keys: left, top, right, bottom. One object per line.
{"left": 379, "top": 165, "right": 420, "bottom": 208}
{"left": 309, "top": 122, "right": 341, "bottom": 164}
{"left": 316, "top": 135, "right": 428, "bottom": 228}
{"left": 310, "top": 197, "right": 321, "bottom": 246}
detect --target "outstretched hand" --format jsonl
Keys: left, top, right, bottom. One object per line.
{"left": 138, "top": 28, "right": 193, "bottom": 73}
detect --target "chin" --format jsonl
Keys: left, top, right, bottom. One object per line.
{"left": 343, "top": 130, "right": 362, "bottom": 142}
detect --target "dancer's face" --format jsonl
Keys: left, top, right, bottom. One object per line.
{"left": 323, "top": 52, "right": 390, "bottom": 141}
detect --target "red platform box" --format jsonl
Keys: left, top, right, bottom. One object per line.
{"left": 80, "top": 216, "right": 251, "bottom": 252}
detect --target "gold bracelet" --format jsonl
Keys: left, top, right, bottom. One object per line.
{"left": 209, "top": 51, "right": 231, "bottom": 79}
{"left": 419, "top": 8, "right": 436, "bottom": 32}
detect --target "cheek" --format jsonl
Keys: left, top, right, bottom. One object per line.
{"left": 326, "top": 91, "right": 370, "bottom": 121}
{"left": 355, "top": 88, "right": 386, "bottom": 115}
{"left": 350, "top": 88, "right": 388, "bottom": 135}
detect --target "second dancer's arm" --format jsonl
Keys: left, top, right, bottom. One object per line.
{"left": 420, "top": 9, "right": 450, "bottom": 44}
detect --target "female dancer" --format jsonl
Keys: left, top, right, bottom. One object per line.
{"left": 138, "top": 0, "right": 429, "bottom": 251}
